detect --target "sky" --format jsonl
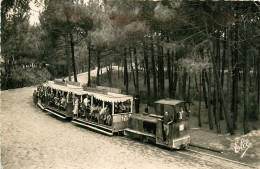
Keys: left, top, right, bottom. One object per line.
{"left": 29, "top": 1, "right": 43, "bottom": 25}
{"left": 29, "top": 0, "right": 96, "bottom": 25}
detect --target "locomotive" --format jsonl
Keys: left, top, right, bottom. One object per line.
{"left": 34, "top": 80, "right": 190, "bottom": 149}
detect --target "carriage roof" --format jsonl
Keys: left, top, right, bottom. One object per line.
{"left": 154, "top": 99, "right": 186, "bottom": 106}
{"left": 44, "top": 81, "right": 133, "bottom": 103}
{"left": 43, "top": 81, "right": 82, "bottom": 92}
{"left": 79, "top": 90, "right": 133, "bottom": 103}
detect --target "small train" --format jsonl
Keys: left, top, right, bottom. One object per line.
{"left": 33, "top": 80, "right": 190, "bottom": 149}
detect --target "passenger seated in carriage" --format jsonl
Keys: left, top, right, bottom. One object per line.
{"left": 40, "top": 89, "right": 45, "bottom": 102}
{"left": 48, "top": 91, "right": 54, "bottom": 106}
{"left": 54, "top": 96, "right": 60, "bottom": 109}
{"left": 114, "top": 103, "right": 119, "bottom": 113}
{"left": 79, "top": 102, "right": 87, "bottom": 119}
{"left": 106, "top": 110, "right": 112, "bottom": 126}
{"left": 90, "top": 103, "right": 97, "bottom": 120}
{"left": 60, "top": 95, "right": 66, "bottom": 111}
{"left": 119, "top": 102, "right": 126, "bottom": 113}
{"left": 99, "top": 105, "right": 109, "bottom": 124}
{"left": 73, "top": 97, "right": 79, "bottom": 118}
{"left": 83, "top": 97, "right": 90, "bottom": 107}
{"left": 36, "top": 89, "right": 41, "bottom": 102}
{"left": 126, "top": 101, "right": 131, "bottom": 112}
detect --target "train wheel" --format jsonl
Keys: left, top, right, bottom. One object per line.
{"left": 180, "top": 144, "right": 189, "bottom": 150}
{"left": 66, "top": 117, "right": 72, "bottom": 121}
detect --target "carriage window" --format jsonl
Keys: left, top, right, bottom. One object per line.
{"left": 104, "top": 102, "right": 112, "bottom": 115}
{"left": 63, "top": 92, "right": 67, "bottom": 96}
{"left": 92, "top": 98, "right": 102, "bottom": 110}
{"left": 53, "top": 89, "right": 57, "bottom": 96}
{"left": 114, "top": 101, "right": 130, "bottom": 114}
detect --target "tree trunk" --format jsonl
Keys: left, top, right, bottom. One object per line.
{"left": 187, "top": 75, "right": 191, "bottom": 102}
{"left": 173, "top": 67, "right": 178, "bottom": 98}
{"left": 134, "top": 46, "right": 139, "bottom": 95}
{"left": 151, "top": 41, "right": 157, "bottom": 100}
{"left": 157, "top": 42, "right": 164, "bottom": 113}
{"left": 195, "top": 75, "right": 199, "bottom": 92}
{"left": 167, "top": 35, "right": 173, "bottom": 98}
{"left": 144, "top": 42, "right": 150, "bottom": 105}
{"left": 96, "top": 49, "right": 101, "bottom": 86}
{"left": 143, "top": 62, "right": 146, "bottom": 86}
{"left": 134, "top": 45, "right": 140, "bottom": 113}
{"left": 243, "top": 42, "right": 250, "bottom": 134}
{"left": 212, "top": 48, "right": 234, "bottom": 135}
{"left": 70, "top": 33, "right": 77, "bottom": 82}
{"left": 129, "top": 47, "right": 136, "bottom": 88}
{"left": 198, "top": 73, "right": 202, "bottom": 127}
{"left": 220, "top": 22, "right": 227, "bottom": 120}
{"left": 182, "top": 70, "right": 187, "bottom": 100}
{"left": 158, "top": 45, "right": 165, "bottom": 99}
{"left": 87, "top": 42, "right": 91, "bottom": 87}
{"left": 202, "top": 69, "right": 208, "bottom": 108}
{"left": 124, "top": 48, "right": 129, "bottom": 94}
{"left": 232, "top": 17, "right": 239, "bottom": 130}
{"left": 214, "top": 81, "right": 221, "bottom": 133}
{"left": 207, "top": 68, "right": 214, "bottom": 130}
{"left": 213, "top": 87, "right": 217, "bottom": 125}
{"left": 65, "top": 34, "right": 71, "bottom": 81}
{"left": 227, "top": 28, "right": 233, "bottom": 133}
{"left": 258, "top": 50, "right": 260, "bottom": 120}
{"left": 106, "top": 64, "right": 112, "bottom": 87}
{"left": 118, "top": 62, "right": 120, "bottom": 78}
{"left": 216, "top": 31, "right": 224, "bottom": 120}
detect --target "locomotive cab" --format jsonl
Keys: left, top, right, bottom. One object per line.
{"left": 154, "top": 99, "right": 190, "bottom": 149}
{"left": 124, "top": 99, "right": 190, "bottom": 149}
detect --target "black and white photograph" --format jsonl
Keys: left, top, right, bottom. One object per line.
{"left": 1, "top": 0, "right": 260, "bottom": 168}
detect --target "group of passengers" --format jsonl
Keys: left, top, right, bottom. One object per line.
{"left": 34, "top": 85, "right": 130, "bottom": 126}
{"left": 33, "top": 86, "right": 45, "bottom": 104}
{"left": 73, "top": 97, "right": 113, "bottom": 126}
{"left": 33, "top": 85, "right": 69, "bottom": 111}
{"left": 38, "top": 88, "right": 68, "bottom": 111}
{"left": 114, "top": 102, "right": 131, "bottom": 113}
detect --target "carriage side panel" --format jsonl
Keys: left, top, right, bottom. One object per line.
{"left": 112, "top": 114, "right": 130, "bottom": 132}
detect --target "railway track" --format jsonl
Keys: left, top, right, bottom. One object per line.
{"left": 177, "top": 148, "right": 257, "bottom": 169}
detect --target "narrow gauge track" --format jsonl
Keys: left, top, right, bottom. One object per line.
{"left": 177, "top": 148, "right": 257, "bottom": 169}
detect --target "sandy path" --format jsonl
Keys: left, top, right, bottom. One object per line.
{"left": 65, "top": 66, "right": 122, "bottom": 84}
{"left": 1, "top": 87, "right": 234, "bottom": 169}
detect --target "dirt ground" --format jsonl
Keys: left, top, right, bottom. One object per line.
{"left": 1, "top": 86, "right": 254, "bottom": 169}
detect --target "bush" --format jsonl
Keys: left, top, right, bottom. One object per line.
{"left": 2, "top": 67, "right": 51, "bottom": 90}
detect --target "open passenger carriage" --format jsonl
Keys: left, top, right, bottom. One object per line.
{"left": 71, "top": 89, "right": 133, "bottom": 135}
{"left": 36, "top": 80, "right": 83, "bottom": 119}
{"left": 124, "top": 99, "right": 190, "bottom": 149}
{"left": 35, "top": 80, "right": 133, "bottom": 135}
